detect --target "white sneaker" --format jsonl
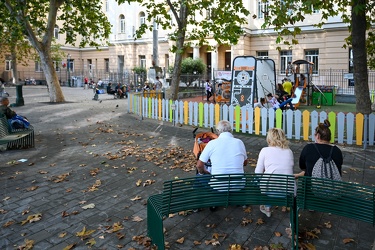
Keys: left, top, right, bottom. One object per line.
{"left": 260, "top": 205, "right": 271, "bottom": 217}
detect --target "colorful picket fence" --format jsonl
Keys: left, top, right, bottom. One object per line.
{"left": 128, "top": 93, "right": 375, "bottom": 146}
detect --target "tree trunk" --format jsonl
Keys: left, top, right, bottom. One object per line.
{"left": 352, "top": 0, "right": 372, "bottom": 114}
{"left": 38, "top": 47, "right": 65, "bottom": 102}
{"left": 168, "top": 3, "right": 188, "bottom": 100}
{"left": 10, "top": 44, "right": 19, "bottom": 85}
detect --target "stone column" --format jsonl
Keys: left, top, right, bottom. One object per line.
{"left": 211, "top": 46, "right": 218, "bottom": 80}
{"left": 193, "top": 46, "right": 200, "bottom": 59}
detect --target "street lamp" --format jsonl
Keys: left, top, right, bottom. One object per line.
{"left": 67, "top": 54, "right": 71, "bottom": 87}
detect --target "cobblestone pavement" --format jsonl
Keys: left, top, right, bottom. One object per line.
{"left": 0, "top": 86, "right": 374, "bottom": 250}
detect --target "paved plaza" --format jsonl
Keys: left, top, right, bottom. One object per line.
{"left": 0, "top": 86, "right": 374, "bottom": 249}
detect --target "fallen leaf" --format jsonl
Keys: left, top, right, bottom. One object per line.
{"left": 82, "top": 203, "right": 95, "bottom": 209}
{"left": 228, "top": 244, "right": 242, "bottom": 250}
{"left": 241, "top": 217, "right": 252, "bottom": 226}
{"left": 132, "top": 216, "right": 143, "bottom": 222}
{"left": 62, "top": 243, "right": 77, "bottom": 250}
{"left": 21, "top": 213, "right": 42, "bottom": 225}
{"left": 59, "top": 232, "right": 67, "bottom": 238}
{"left": 3, "top": 220, "right": 14, "bottom": 228}
{"left": 38, "top": 170, "right": 48, "bottom": 174}
{"left": 16, "top": 239, "right": 34, "bottom": 250}
{"left": 116, "top": 232, "right": 125, "bottom": 239}
{"left": 76, "top": 226, "right": 95, "bottom": 239}
{"left": 136, "top": 179, "right": 142, "bottom": 187}
{"left": 26, "top": 186, "right": 39, "bottom": 191}
{"left": 176, "top": 237, "right": 185, "bottom": 244}
{"left": 274, "top": 231, "right": 282, "bottom": 237}
{"left": 324, "top": 221, "right": 332, "bottom": 228}
{"left": 193, "top": 240, "right": 201, "bottom": 245}
{"left": 85, "top": 238, "right": 96, "bottom": 247}
{"left": 256, "top": 218, "right": 265, "bottom": 225}
{"left": 343, "top": 238, "right": 355, "bottom": 244}
{"left": 3, "top": 197, "right": 10, "bottom": 201}
{"left": 130, "top": 195, "right": 142, "bottom": 201}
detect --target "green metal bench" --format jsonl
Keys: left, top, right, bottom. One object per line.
{"left": 296, "top": 176, "right": 375, "bottom": 248}
{"left": 0, "top": 115, "right": 35, "bottom": 150}
{"left": 147, "top": 173, "right": 296, "bottom": 250}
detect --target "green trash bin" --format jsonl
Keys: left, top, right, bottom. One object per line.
{"left": 15, "top": 84, "right": 25, "bottom": 106}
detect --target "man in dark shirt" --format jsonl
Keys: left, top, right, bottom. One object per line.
{"left": 0, "top": 97, "right": 16, "bottom": 119}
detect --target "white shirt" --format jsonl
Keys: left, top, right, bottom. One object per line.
{"left": 268, "top": 97, "right": 280, "bottom": 109}
{"left": 199, "top": 132, "right": 247, "bottom": 175}
{"left": 255, "top": 146, "right": 294, "bottom": 175}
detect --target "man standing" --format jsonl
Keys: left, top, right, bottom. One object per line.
{"left": 205, "top": 79, "right": 212, "bottom": 102}
{"left": 196, "top": 120, "right": 248, "bottom": 175}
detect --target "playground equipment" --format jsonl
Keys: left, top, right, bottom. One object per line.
{"left": 230, "top": 56, "right": 276, "bottom": 107}
{"left": 290, "top": 59, "right": 329, "bottom": 108}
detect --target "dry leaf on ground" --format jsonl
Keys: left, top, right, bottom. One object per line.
{"left": 343, "top": 238, "right": 355, "bottom": 244}
{"left": 21, "top": 213, "right": 42, "bottom": 225}
{"left": 76, "top": 226, "right": 95, "bottom": 240}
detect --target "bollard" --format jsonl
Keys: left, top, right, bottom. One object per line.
{"left": 10, "top": 84, "right": 25, "bottom": 107}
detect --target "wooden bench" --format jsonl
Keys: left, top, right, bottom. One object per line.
{"left": 147, "top": 173, "right": 296, "bottom": 250}
{"left": 296, "top": 176, "right": 375, "bottom": 248}
{"left": 0, "top": 115, "right": 35, "bottom": 150}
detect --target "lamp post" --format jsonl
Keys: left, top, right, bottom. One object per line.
{"left": 67, "top": 54, "right": 71, "bottom": 87}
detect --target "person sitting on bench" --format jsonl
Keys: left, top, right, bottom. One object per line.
{"left": 106, "top": 82, "right": 116, "bottom": 95}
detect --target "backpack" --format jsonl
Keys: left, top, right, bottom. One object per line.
{"left": 311, "top": 144, "right": 342, "bottom": 198}
{"left": 311, "top": 144, "right": 341, "bottom": 181}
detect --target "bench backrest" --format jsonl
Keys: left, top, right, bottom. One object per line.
{"left": 0, "top": 115, "right": 10, "bottom": 138}
{"left": 161, "top": 173, "right": 296, "bottom": 216}
{"left": 297, "top": 176, "right": 375, "bottom": 225}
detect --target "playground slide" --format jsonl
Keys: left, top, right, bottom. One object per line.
{"left": 291, "top": 86, "right": 304, "bottom": 105}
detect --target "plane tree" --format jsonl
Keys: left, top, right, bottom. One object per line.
{"left": 1, "top": 0, "right": 112, "bottom": 102}
{"left": 124, "top": 0, "right": 250, "bottom": 100}
{"left": 261, "top": 0, "right": 373, "bottom": 114}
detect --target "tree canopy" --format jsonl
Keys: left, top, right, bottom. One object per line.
{"left": 124, "top": 0, "right": 250, "bottom": 100}
{"left": 261, "top": 0, "right": 373, "bottom": 114}
{"left": 1, "top": 0, "right": 112, "bottom": 102}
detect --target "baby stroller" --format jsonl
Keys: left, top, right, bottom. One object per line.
{"left": 193, "top": 127, "right": 218, "bottom": 173}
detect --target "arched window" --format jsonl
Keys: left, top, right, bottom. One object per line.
{"left": 139, "top": 12, "right": 145, "bottom": 26}
{"left": 119, "top": 14, "right": 125, "bottom": 33}
{"left": 54, "top": 25, "right": 59, "bottom": 39}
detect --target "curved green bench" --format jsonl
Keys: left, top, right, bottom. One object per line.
{"left": 0, "top": 115, "right": 35, "bottom": 150}
{"left": 147, "top": 173, "right": 297, "bottom": 250}
{"left": 296, "top": 176, "right": 375, "bottom": 248}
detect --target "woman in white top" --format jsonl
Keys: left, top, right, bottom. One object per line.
{"left": 255, "top": 128, "right": 294, "bottom": 217}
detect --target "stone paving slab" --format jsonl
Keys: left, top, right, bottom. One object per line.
{"left": 0, "top": 86, "right": 374, "bottom": 249}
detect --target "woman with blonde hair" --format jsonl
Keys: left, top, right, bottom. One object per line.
{"left": 255, "top": 128, "right": 294, "bottom": 217}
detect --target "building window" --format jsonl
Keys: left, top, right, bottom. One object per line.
{"left": 349, "top": 48, "right": 353, "bottom": 73}
{"left": 280, "top": 50, "right": 292, "bottom": 74}
{"left": 257, "top": 0, "right": 269, "bottom": 19}
{"left": 139, "top": 55, "right": 146, "bottom": 68}
{"left": 5, "top": 60, "right": 12, "bottom": 71}
{"left": 305, "top": 49, "right": 319, "bottom": 74}
{"left": 35, "top": 61, "right": 43, "bottom": 72}
{"left": 54, "top": 25, "right": 59, "bottom": 39}
{"left": 119, "top": 14, "right": 125, "bottom": 33}
{"left": 105, "top": 59, "right": 109, "bottom": 73}
{"left": 53, "top": 61, "right": 60, "bottom": 72}
{"left": 257, "top": 51, "right": 269, "bottom": 59}
{"left": 139, "top": 12, "right": 146, "bottom": 25}
{"left": 67, "top": 59, "right": 74, "bottom": 72}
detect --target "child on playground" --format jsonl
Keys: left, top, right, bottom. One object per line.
{"left": 266, "top": 93, "right": 294, "bottom": 111}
